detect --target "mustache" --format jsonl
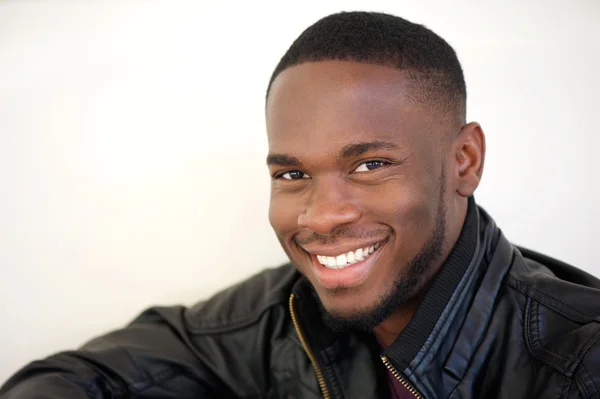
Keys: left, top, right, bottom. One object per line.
{"left": 295, "top": 226, "right": 391, "bottom": 246}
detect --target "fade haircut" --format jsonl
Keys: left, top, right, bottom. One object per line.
{"left": 267, "top": 11, "right": 467, "bottom": 125}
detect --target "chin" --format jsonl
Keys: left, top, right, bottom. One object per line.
{"left": 310, "top": 281, "right": 396, "bottom": 332}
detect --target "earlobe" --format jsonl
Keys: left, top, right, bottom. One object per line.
{"left": 455, "top": 122, "right": 486, "bottom": 197}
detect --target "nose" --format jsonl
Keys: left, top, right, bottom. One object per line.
{"left": 297, "top": 178, "right": 361, "bottom": 235}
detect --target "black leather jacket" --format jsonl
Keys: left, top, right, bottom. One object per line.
{"left": 2, "top": 200, "right": 600, "bottom": 398}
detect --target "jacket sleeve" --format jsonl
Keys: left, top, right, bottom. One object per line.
{"left": 0, "top": 306, "right": 228, "bottom": 398}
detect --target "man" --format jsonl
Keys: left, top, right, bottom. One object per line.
{"left": 1, "top": 11, "right": 599, "bottom": 399}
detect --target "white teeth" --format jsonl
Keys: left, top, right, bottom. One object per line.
{"left": 347, "top": 251, "right": 355, "bottom": 263}
{"left": 326, "top": 256, "right": 337, "bottom": 268}
{"left": 355, "top": 248, "right": 363, "bottom": 261}
{"left": 335, "top": 254, "right": 347, "bottom": 267}
{"left": 315, "top": 242, "right": 382, "bottom": 269}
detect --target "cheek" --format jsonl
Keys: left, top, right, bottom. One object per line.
{"left": 364, "top": 179, "right": 439, "bottom": 243}
{"left": 269, "top": 194, "right": 305, "bottom": 263}
{"left": 268, "top": 193, "right": 300, "bottom": 236}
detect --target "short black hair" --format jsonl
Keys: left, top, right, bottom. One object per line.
{"left": 267, "top": 11, "right": 466, "bottom": 125}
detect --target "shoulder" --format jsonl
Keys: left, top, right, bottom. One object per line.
{"left": 504, "top": 246, "right": 600, "bottom": 382}
{"left": 506, "top": 246, "right": 600, "bottom": 319}
{"left": 181, "top": 263, "right": 300, "bottom": 333}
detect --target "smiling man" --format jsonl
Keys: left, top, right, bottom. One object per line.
{"left": 266, "top": 59, "right": 464, "bottom": 343}
{"left": 2, "top": 11, "right": 600, "bottom": 399}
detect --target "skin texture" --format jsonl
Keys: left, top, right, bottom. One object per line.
{"left": 266, "top": 60, "right": 485, "bottom": 346}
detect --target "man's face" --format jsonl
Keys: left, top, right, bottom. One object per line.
{"left": 266, "top": 61, "right": 452, "bottom": 329}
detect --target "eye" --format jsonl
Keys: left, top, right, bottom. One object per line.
{"left": 353, "top": 160, "right": 388, "bottom": 173}
{"left": 278, "top": 170, "right": 309, "bottom": 180}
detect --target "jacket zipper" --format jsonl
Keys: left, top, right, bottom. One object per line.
{"left": 380, "top": 355, "right": 423, "bottom": 399}
{"left": 289, "top": 294, "right": 331, "bottom": 399}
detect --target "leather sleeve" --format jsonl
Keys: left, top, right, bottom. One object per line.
{"left": 1, "top": 266, "right": 295, "bottom": 399}
{"left": 0, "top": 306, "right": 228, "bottom": 398}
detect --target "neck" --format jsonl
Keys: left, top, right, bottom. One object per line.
{"left": 373, "top": 298, "right": 420, "bottom": 347}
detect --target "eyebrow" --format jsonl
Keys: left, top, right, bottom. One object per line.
{"left": 339, "top": 141, "right": 399, "bottom": 159}
{"left": 266, "top": 153, "right": 301, "bottom": 166}
{"left": 266, "top": 140, "right": 399, "bottom": 166}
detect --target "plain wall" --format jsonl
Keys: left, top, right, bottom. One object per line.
{"left": 1, "top": 0, "right": 599, "bottom": 384}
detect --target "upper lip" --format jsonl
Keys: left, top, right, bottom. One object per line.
{"left": 299, "top": 239, "right": 386, "bottom": 257}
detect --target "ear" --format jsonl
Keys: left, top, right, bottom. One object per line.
{"left": 453, "top": 122, "right": 486, "bottom": 197}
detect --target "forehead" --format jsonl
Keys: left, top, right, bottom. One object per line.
{"left": 265, "top": 61, "right": 433, "bottom": 153}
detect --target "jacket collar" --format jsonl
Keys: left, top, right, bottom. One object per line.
{"left": 383, "top": 196, "right": 481, "bottom": 369}
{"left": 385, "top": 201, "right": 515, "bottom": 398}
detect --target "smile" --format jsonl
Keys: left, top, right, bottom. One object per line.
{"left": 315, "top": 242, "right": 382, "bottom": 269}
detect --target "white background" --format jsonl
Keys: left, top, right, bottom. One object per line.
{"left": 1, "top": 0, "right": 599, "bottom": 384}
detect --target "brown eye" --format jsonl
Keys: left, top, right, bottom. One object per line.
{"left": 279, "top": 170, "right": 309, "bottom": 180}
{"left": 353, "top": 160, "right": 387, "bottom": 173}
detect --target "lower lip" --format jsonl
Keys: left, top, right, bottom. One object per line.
{"left": 309, "top": 243, "right": 384, "bottom": 290}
